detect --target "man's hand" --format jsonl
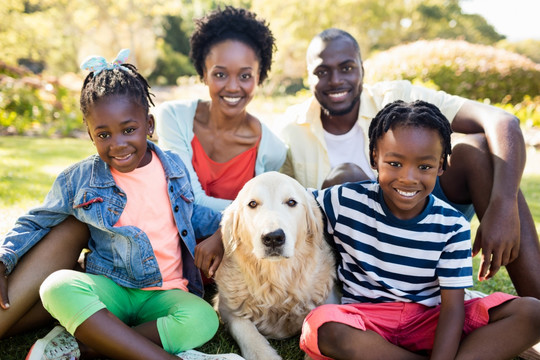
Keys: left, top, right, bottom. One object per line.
{"left": 473, "top": 199, "right": 520, "bottom": 281}
{"left": 0, "top": 262, "right": 10, "bottom": 310}
{"left": 194, "top": 228, "right": 224, "bottom": 279}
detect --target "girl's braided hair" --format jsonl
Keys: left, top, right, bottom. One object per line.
{"left": 80, "top": 63, "right": 154, "bottom": 121}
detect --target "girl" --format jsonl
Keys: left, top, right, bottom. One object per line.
{"left": 300, "top": 100, "right": 540, "bottom": 360}
{"left": 0, "top": 50, "right": 241, "bottom": 360}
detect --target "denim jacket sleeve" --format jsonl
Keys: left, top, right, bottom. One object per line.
{"left": 160, "top": 145, "right": 222, "bottom": 240}
{"left": 0, "top": 171, "right": 74, "bottom": 274}
{"left": 191, "top": 203, "right": 221, "bottom": 240}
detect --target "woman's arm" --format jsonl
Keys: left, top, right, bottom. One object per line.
{"left": 256, "top": 123, "right": 287, "bottom": 174}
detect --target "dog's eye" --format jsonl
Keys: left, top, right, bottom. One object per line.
{"left": 248, "top": 200, "right": 258, "bottom": 208}
{"left": 286, "top": 199, "right": 297, "bottom": 207}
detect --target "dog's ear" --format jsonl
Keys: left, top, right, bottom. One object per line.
{"left": 221, "top": 200, "right": 240, "bottom": 254}
{"left": 304, "top": 190, "right": 324, "bottom": 245}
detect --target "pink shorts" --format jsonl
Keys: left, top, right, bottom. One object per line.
{"left": 300, "top": 292, "right": 516, "bottom": 360}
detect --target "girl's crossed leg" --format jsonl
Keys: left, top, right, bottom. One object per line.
{"left": 39, "top": 269, "right": 218, "bottom": 359}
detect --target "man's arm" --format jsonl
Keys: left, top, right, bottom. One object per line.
{"left": 452, "top": 100, "right": 526, "bottom": 279}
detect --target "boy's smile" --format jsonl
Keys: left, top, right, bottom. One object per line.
{"left": 372, "top": 125, "right": 444, "bottom": 220}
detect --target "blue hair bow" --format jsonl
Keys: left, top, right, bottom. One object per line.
{"left": 80, "top": 48, "right": 130, "bottom": 75}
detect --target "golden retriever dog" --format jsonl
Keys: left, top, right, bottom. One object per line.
{"left": 214, "top": 171, "right": 336, "bottom": 360}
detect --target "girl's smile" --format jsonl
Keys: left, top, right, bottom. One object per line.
{"left": 86, "top": 95, "right": 154, "bottom": 173}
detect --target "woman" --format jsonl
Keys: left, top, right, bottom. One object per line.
{"left": 155, "top": 6, "right": 286, "bottom": 212}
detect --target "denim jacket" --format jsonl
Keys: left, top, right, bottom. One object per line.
{"left": 0, "top": 141, "right": 221, "bottom": 297}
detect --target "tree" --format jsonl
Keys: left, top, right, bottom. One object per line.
{"left": 0, "top": 0, "right": 185, "bottom": 76}
{"left": 252, "top": 0, "right": 506, "bottom": 85}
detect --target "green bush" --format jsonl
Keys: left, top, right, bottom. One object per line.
{"left": 0, "top": 72, "right": 84, "bottom": 137}
{"left": 364, "top": 39, "right": 540, "bottom": 105}
{"left": 495, "top": 95, "right": 540, "bottom": 128}
{"left": 148, "top": 40, "right": 196, "bottom": 86}
{"left": 497, "top": 39, "right": 540, "bottom": 64}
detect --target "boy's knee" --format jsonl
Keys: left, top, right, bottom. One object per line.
{"left": 300, "top": 305, "right": 336, "bottom": 355}
{"left": 493, "top": 297, "right": 540, "bottom": 328}
{"left": 515, "top": 297, "right": 540, "bottom": 324}
{"left": 318, "top": 322, "right": 338, "bottom": 349}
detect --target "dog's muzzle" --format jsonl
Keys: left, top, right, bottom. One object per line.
{"left": 262, "top": 229, "right": 286, "bottom": 256}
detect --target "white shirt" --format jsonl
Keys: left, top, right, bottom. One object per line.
{"left": 323, "top": 123, "right": 376, "bottom": 180}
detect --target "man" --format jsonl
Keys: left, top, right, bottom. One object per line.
{"left": 279, "top": 28, "right": 540, "bottom": 299}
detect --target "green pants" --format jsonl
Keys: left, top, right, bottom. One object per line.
{"left": 40, "top": 270, "right": 218, "bottom": 354}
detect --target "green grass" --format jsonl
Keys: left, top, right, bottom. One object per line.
{"left": 0, "top": 136, "right": 538, "bottom": 359}
{"left": 0, "top": 136, "right": 96, "bottom": 234}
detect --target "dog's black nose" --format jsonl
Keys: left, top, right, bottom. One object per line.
{"left": 262, "top": 229, "right": 285, "bottom": 248}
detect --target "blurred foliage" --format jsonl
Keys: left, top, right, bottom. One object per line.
{"left": 0, "top": 0, "right": 512, "bottom": 80}
{"left": 252, "top": 0, "right": 505, "bottom": 83}
{"left": 0, "top": 0, "right": 185, "bottom": 76}
{"left": 497, "top": 39, "right": 540, "bottom": 64}
{"left": 148, "top": 15, "right": 196, "bottom": 85}
{"left": 1, "top": 0, "right": 539, "bottom": 135}
{"left": 148, "top": 41, "right": 196, "bottom": 86}
{"left": 0, "top": 63, "right": 84, "bottom": 136}
{"left": 496, "top": 96, "right": 540, "bottom": 128}
{"left": 364, "top": 39, "right": 540, "bottom": 105}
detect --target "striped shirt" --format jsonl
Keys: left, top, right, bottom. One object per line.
{"left": 313, "top": 181, "right": 472, "bottom": 307}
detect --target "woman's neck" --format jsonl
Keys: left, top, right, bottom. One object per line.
{"left": 203, "top": 100, "right": 250, "bottom": 132}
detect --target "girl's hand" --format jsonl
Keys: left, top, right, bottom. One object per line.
{"left": 0, "top": 262, "right": 10, "bottom": 310}
{"left": 194, "top": 228, "right": 224, "bottom": 278}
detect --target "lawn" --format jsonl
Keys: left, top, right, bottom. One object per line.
{"left": 0, "top": 135, "right": 539, "bottom": 359}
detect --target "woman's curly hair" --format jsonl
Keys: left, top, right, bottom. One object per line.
{"left": 189, "top": 6, "right": 276, "bottom": 84}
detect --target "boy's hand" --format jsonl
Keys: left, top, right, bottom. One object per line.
{"left": 194, "top": 228, "right": 224, "bottom": 278}
{"left": 0, "top": 262, "right": 10, "bottom": 310}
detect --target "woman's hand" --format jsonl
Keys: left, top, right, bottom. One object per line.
{"left": 194, "top": 228, "right": 224, "bottom": 278}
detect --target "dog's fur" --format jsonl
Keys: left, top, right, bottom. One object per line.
{"left": 214, "top": 172, "right": 336, "bottom": 360}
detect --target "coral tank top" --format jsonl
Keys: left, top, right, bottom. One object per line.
{"left": 191, "top": 135, "right": 260, "bottom": 200}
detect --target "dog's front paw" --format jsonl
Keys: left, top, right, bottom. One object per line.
{"left": 241, "top": 345, "right": 282, "bottom": 360}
